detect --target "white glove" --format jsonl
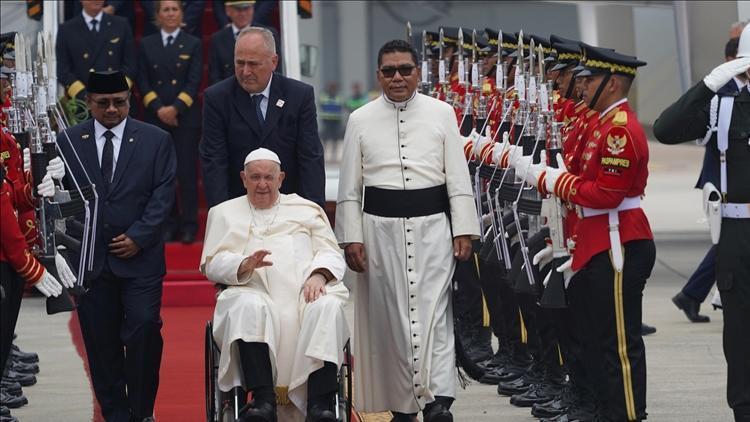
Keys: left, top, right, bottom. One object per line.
{"left": 533, "top": 244, "right": 553, "bottom": 267}
{"left": 504, "top": 144, "right": 524, "bottom": 168}
{"left": 54, "top": 253, "right": 76, "bottom": 289}
{"left": 46, "top": 157, "right": 66, "bottom": 180}
{"left": 34, "top": 270, "right": 62, "bottom": 297}
{"left": 544, "top": 153, "right": 569, "bottom": 195}
{"left": 491, "top": 132, "right": 509, "bottom": 164}
{"left": 703, "top": 57, "right": 750, "bottom": 92}
{"left": 556, "top": 257, "right": 576, "bottom": 289}
{"left": 37, "top": 173, "right": 55, "bottom": 198}
{"left": 23, "top": 148, "right": 31, "bottom": 173}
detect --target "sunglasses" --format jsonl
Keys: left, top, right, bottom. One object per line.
{"left": 379, "top": 65, "right": 415, "bottom": 78}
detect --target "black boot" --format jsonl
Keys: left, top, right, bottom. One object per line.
{"left": 422, "top": 396, "right": 453, "bottom": 422}
{"left": 306, "top": 362, "right": 338, "bottom": 422}
{"left": 237, "top": 342, "right": 277, "bottom": 422}
{"left": 672, "top": 292, "right": 710, "bottom": 323}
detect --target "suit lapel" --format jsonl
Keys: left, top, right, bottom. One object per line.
{"left": 89, "top": 15, "right": 111, "bottom": 64}
{"left": 110, "top": 119, "right": 137, "bottom": 191}
{"left": 260, "top": 74, "right": 284, "bottom": 144}
{"left": 78, "top": 120, "right": 104, "bottom": 189}
{"left": 233, "top": 79, "right": 262, "bottom": 136}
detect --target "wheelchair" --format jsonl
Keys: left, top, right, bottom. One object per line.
{"left": 204, "top": 320, "right": 354, "bottom": 422}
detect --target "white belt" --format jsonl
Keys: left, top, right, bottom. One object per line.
{"left": 722, "top": 203, "right": 750, "bottom": 219}
{"left": 581, "top": 197, "right": 642, "bottom": 272}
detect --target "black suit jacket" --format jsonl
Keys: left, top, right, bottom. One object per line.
{"left": 138, "top": 31, "right": 203, "bottom": 128}
{"left": 56, "top": 13, "right": 136, "bottom": 98}
{"left": 58, "top": 118, "right": 177, "bottom": 280}
{"left": 200, "top": 74, "right": 325, "bottom": 207}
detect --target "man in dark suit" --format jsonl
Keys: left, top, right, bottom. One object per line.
{"left": 57, "top": 71, "right": 176, "bottom": 422}
{"left": 207, "top": 0, "right": 282, "bottom": 86}
{"left": 56, "top": 0, "right": 136, "bottom": 100}
{"left": 201, "top": 26, "right": 324, "bottom": 208}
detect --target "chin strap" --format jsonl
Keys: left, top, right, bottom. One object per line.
{"left": 564, "top": 71, "right": 576, "bottom": 99}
{"left": 587, "top": 73, "right": 612, "bottom": 110}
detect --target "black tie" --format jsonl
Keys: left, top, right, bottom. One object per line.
{"left": 253, "top": 94, "right": 265, "bottom": 124}
{"left": 101, "top": 130, "right": 114, "bottom": 187}
{"left": 91, "top": 19, "right": 98, "bottom": 32}
{"left": 166, "top": 35, "right": 174, "bottom": 46}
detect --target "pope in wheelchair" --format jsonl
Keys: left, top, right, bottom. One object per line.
{"left": 200, "top": 148, "right": 350, "bottom": 422}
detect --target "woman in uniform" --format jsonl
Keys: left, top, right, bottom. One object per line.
{"left": 138, "top": 0, "right": 202, "bottom": 243}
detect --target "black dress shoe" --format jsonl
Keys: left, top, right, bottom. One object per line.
{"left": 510, "top": 382, "right": 564, "bottom": 407}
{"left": 239, "top": 401, "right": 277, "bottom": 422}
{"left": 0, "top": 380, "right": 22, "bottom": 395}
{"left": 305, "top": 403, "right": 336, "bottom": 422}
{"left": 10, "top": 344, "right": 38, "bottom": 364}
{"left": 10, "top": 360, "right": 39, "bottom": 374}
{"left": 0, "top": 391, "right": 28, "bottom": 409}
{"left": 1, "top": 406, "right": 10, "bottom": 416}
{"left": 2, "top": 369, "right": 35, "bottom": 387}
{"left": 180, "top": 231, "right": 196, "bottom": 244}
{"left": 422, "top": 402, "right": 453, "bottom": 422}
{"left": 672, "top": 292, "right": 710, "bottom": 323}
{"left": 0, "top": 414, "right": 19, "bottom": 422}
{"left": 640, "top": 323, "right": 657, "bottom": 336}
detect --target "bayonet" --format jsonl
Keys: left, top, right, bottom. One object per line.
{"left": 406, "top": 21, "right": 412, "bottom": 46}
{"left": 420, "top": 29, "right": 430, "bottom": 93}
{"left": 471, "top": 29, "right": 480, "bottom": 90}
{"left": 458, "top": 27, "right": 466, "bottom": 86}
{"left": 438, "top": 28, "right": 446, "bottom": 85}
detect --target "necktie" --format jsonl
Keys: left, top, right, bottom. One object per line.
{"left": 91, "top": 19, "right": 98, "bottom": 32}
{"left": 101, "top": 130, "right": 114, "bottom": 187}
{"left": 253, "top": 94, "right": 265, "bottom": 124}
{"left": 166, "top": 35, "right": 174, "bottom": 46}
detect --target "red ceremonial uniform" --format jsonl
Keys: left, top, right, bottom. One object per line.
{"left": 540, "top": 101, "right": 653, "bottom": 271}
{"left": 1, "top": 126, "right": 36, "bottom": 244}
{"left": 0, "top": 178, "right": 45, "bottom": 285}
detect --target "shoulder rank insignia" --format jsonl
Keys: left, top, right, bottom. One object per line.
{"left": 613, "top": 110, "right": 627, "bottom": 126}
{"left": 606, "top": 133, "right": 627, "bottom": 155}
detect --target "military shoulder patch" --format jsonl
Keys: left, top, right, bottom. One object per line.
{"left": 606, "top": 133, "right": 627, "bottom": 155}
{"left": 613, "top": 110, "right": 628, "bottom": 126}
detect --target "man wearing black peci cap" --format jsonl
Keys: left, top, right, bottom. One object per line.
{"left": 56, "top": 70, "right": 176, "bottom": 422}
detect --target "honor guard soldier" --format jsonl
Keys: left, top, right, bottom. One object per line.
{"left": 654, "top": 26, "right": 750, "bottom": 422}
{"left": 526, "top": 46, "right": 654, "bottom": 422}
{"left": 138, "top": 0, "right": 202, "bottom": 243}
{"left": 56, "top": 0, "right": 136, "bottom": 100}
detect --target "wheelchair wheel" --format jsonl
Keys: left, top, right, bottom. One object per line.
{"left": 335, "top": 341, "right": 354, "bottom": 422}
{"left": 205, "top": 321, "right": 217, "bottom": 422}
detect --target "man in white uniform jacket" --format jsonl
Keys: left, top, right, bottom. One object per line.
{"left": 200, "top": 148, "right": 349, "bottom": 422}
{"left": 335, "top": 40, "right": 480, "bottom": 421}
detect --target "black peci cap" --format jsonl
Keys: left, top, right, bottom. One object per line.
{"left": 87, "top": 70, "right": 130, "bottom": 94}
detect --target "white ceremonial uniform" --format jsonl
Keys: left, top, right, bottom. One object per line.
{"left": 335, "top": 92, "right": 480, "bottom": 414}
{"left": 200, "top": 194, "right": 349, "bottom": 420}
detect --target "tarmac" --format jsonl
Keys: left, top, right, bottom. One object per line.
{"left": 9, "top": 140, "right": 735, "bottom": 421}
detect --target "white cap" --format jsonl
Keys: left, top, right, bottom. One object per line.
{"left": 244, "top": 148, "right": 281, "bottom": 166}
{"left": 739, "top": 25, "right": 750, "bottom": 58}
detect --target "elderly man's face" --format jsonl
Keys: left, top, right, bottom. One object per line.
{"left": 235, "top": 33, "right": 278, "bottom": 94}
{"left": 377, "top": 51, "right": 419, "bottom": 102}
{"left": 241, "top": 160, "right": 285, "bottom": 209}
{"left": 87, "top": 91, "right": 130, "bottom": 129}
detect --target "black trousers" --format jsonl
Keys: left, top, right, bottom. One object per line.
{"left": 165, "top": 125, "right": 200, "bottom": 236}
{"left": 682, "top": 244, "right": 717, "bottom": 302}
{"left": 0, "top": 263, "right": 24, "bottom": 374}
{"left": 76, "top": 270, "right": 164, "bottom": 422}
{"left": 563, "top": 271, "right": 594, "bottom": 399}
{"left": 717, "top": 219, "right": 750, "bottom": 421}
{"left": 579, "top": 239, "right": 655, "bottom": 422}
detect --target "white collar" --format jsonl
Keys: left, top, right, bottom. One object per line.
{"left": 600, "top": 98, "right": 628, "bottom": 118}
{"left": 733, "top": 76, "right": 748, "bottom": 90}
{"left": 82, "top": 10, "right": 104, "bottom": 25}
{"left": 251, "top": 74, "right": 273, "bottom": 98}
{"left": 382, "top": 90, "right": 417, "bottom": 109}
{"left": 94, "top": 117, "right": 127, "bottom": 141}
{"left": 231, "top": 24, "right": 248, "bottom": 37}
{"left": 161, "top": 28, "right": 181, "bottom": 44}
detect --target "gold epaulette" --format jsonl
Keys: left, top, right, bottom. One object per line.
{"left": 613, "top": 110, "right": 628, "bottom": 126}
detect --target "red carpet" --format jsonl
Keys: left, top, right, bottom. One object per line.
{"left": 69, "top": 306, "right": 215, "bottom": 422}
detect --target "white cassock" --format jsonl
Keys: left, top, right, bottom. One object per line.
{"left": 200, "top": 193, "right": 349, "bottom": 421}
{"left": 335, "top": 92, "right": 480, "bottom": 414}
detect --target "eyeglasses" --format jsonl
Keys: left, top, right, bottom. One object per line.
{"left": 379, "top": 65, "right": 415, "bottom": 78}
{"left": 91, "top": 97, "right": 129, "bottom": 109}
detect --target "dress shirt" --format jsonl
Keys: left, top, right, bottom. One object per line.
{"left": 161, "top": 28, "right": 181, "bottom": 46}
{"left": 250, "top": 74, "right": 272, "bottom": 120}
{"left": 82, "top": 10, "right": 104, "bottom": 31}
{"left": 94, "top": 118, "right": 127, "bottom": 168}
